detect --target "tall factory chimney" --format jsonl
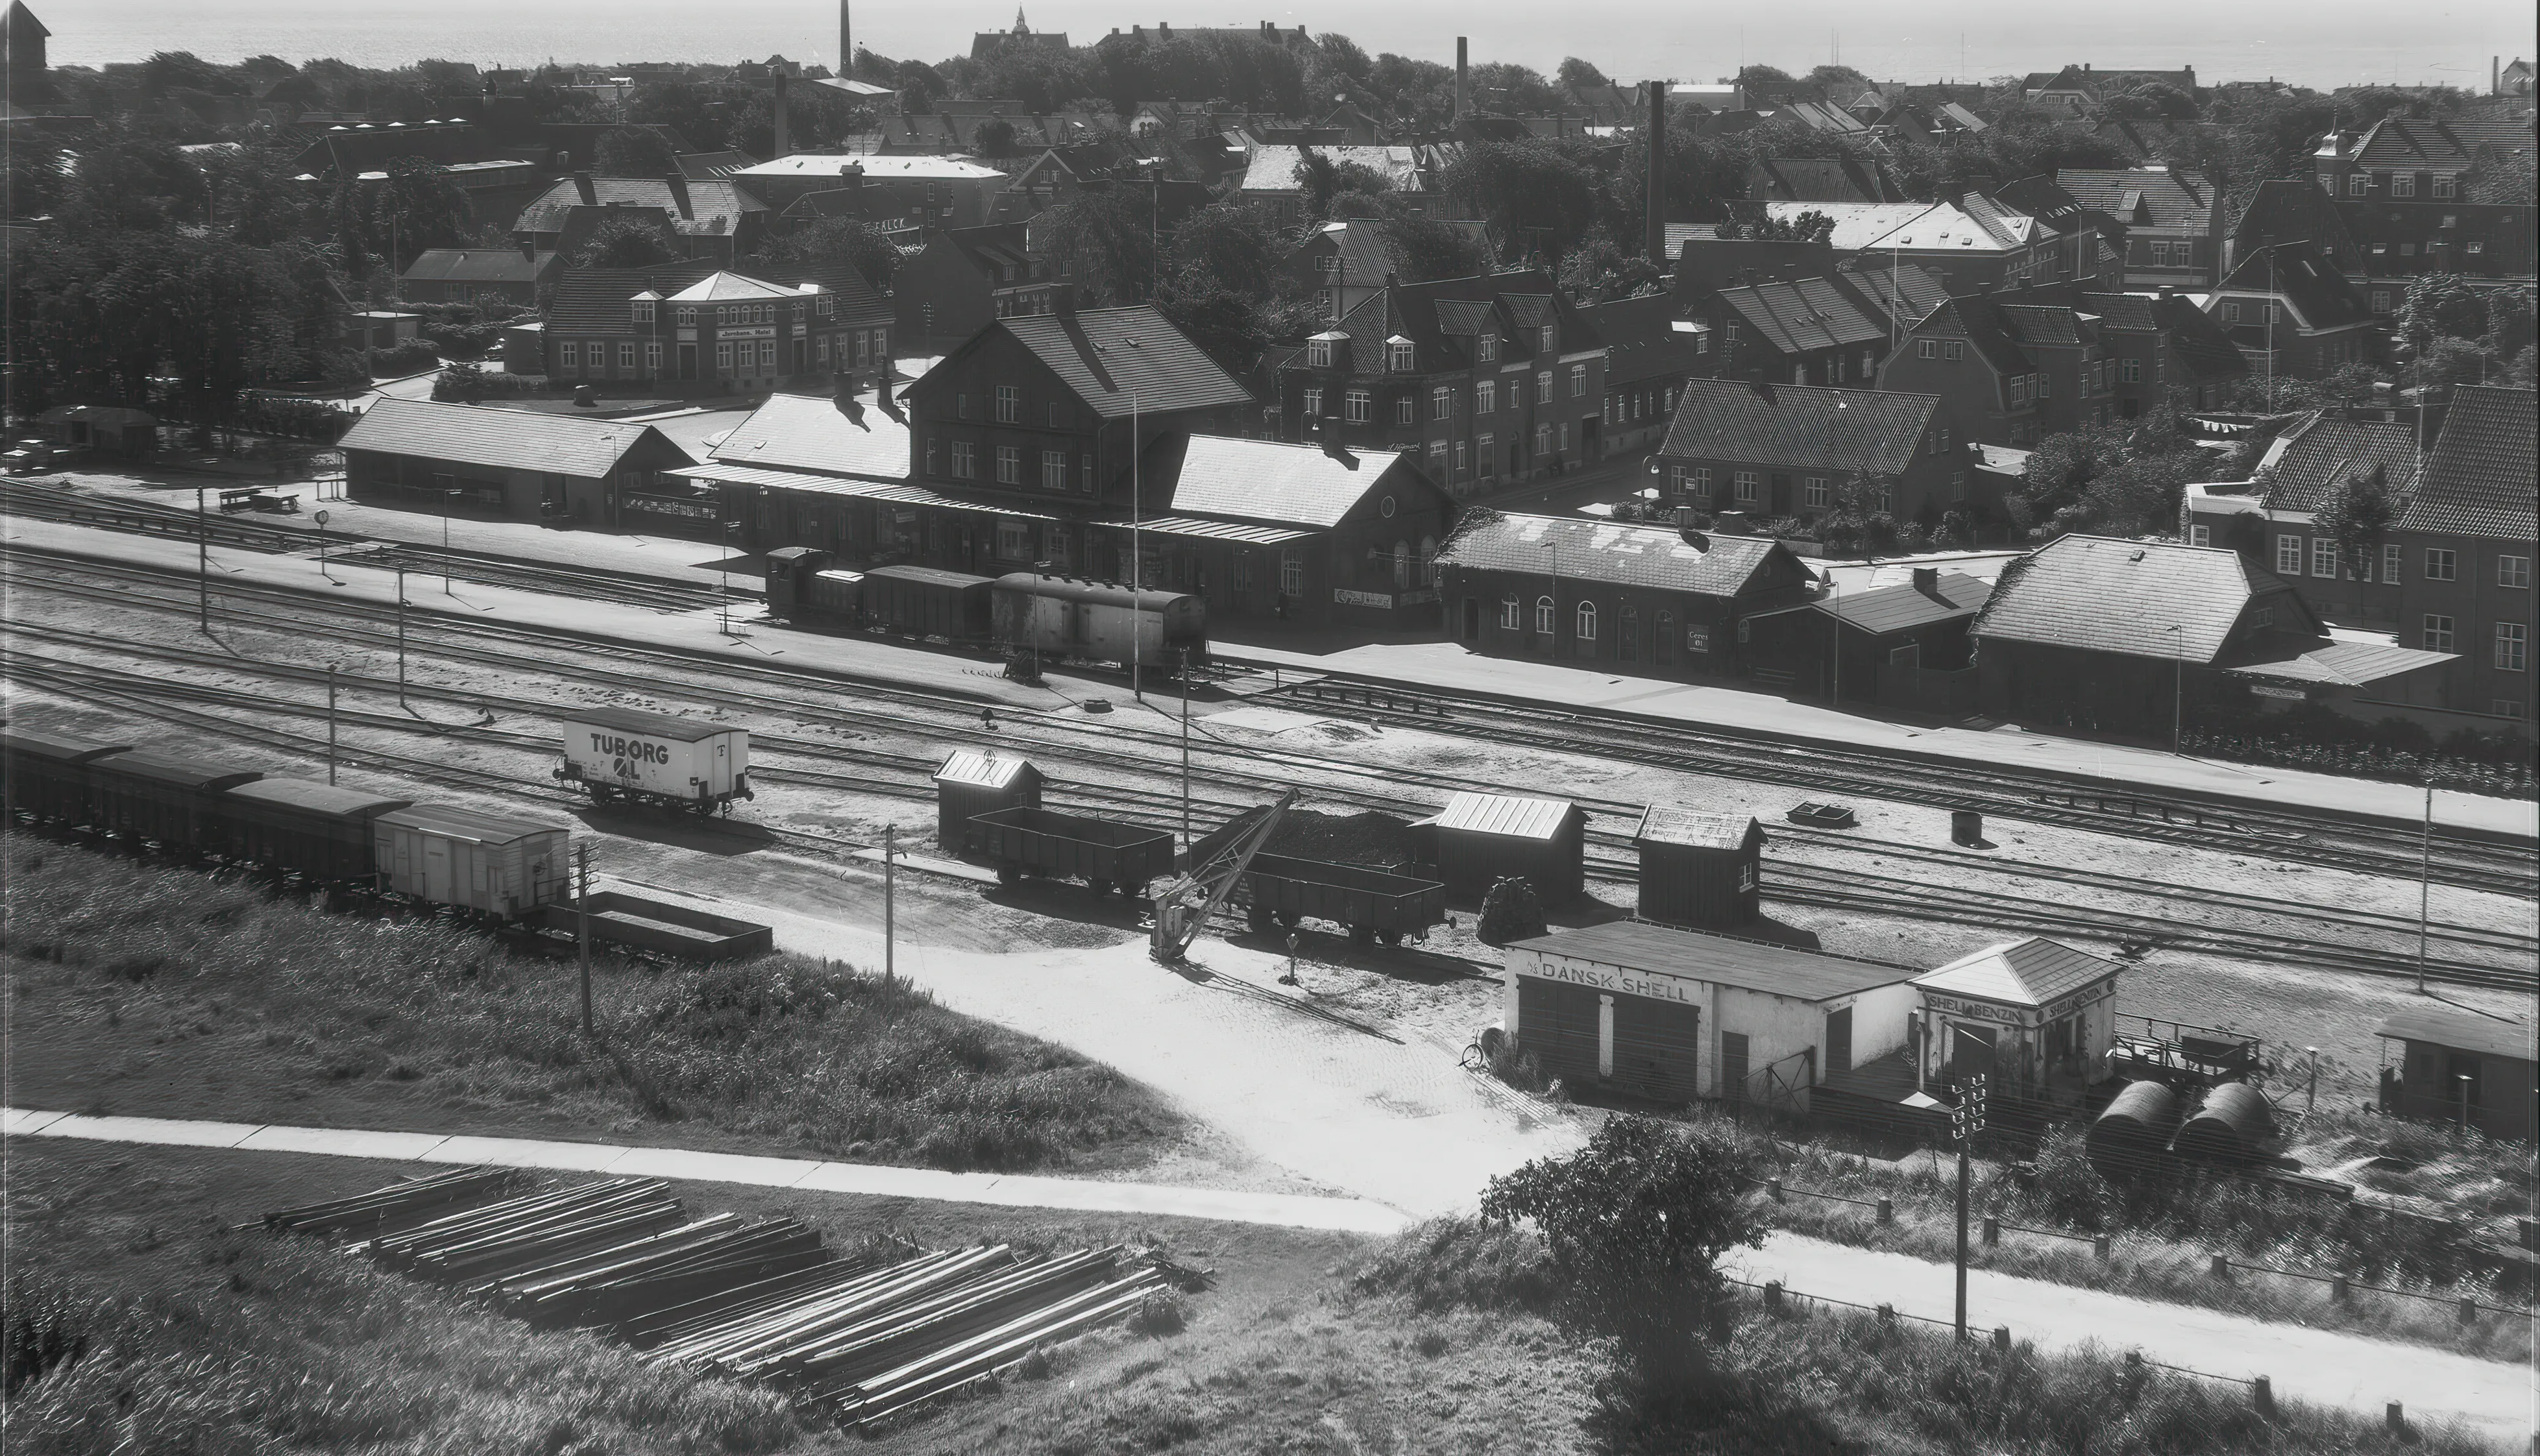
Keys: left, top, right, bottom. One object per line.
{"left": 1454, "top": 38, "right": 1468, "bottom": 124}
{"left": 772, "top": 69, "right": 790, "bottom": 158}
{"left": 842, "top": 1, "right": 853, "bottom": 79}
{"left": 1645, "top": 80, "right": 1667, "bottom": 264}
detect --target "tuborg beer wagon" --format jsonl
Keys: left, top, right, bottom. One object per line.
{"left": 555, "top": 706, "right": 752, "bottom": 814}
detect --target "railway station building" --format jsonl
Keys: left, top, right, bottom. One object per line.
{"left": 339, "top": 398, "right": 698, "bottom": 530}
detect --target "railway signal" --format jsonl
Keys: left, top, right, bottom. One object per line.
{"left": 1953, "top": 1071, "right": 1987, "bottom": 1342}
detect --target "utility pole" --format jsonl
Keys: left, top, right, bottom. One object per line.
{"left": 883, "top": 823, "right": 896, "bottom": 984}
{"left": 326, "top": 664, "right": 338, "bottom": 785}
{"left": 1951, "top": 1072, "right": 1987, "bottom": 1342}
{"left": 1130, "top": 389, "right": 1143, "bottom": 703}
{"left": 197, "top": 483, "right": 209, "bottom": 632}
{"left": 396, "top": 566, "right": 408, "bottom": 708}
{"left": 1179, "top": 647, "right": 1192, "bottom": 847}
{"left": 576, "top": 841, "right": 594, "bottom": 1037}
{"left": 2415, "top": 782, "right": 2432, "bottom": 993}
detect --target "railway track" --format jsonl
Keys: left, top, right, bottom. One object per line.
{"left": 9, "top": 625, "right": 2532, "bottom": 994}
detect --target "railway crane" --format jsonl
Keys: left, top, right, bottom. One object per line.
{"left": 1149, "top": 789, "right": 1296, "bottom": 964}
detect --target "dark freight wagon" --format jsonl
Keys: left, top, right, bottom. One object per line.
{"left": 990, "top": 574, "right": 1208, "bottom": 670}
{"left": 970, "top": 806, "right": 1175, "bottom": 896}
{"left": 1632, "top": 808, "right": 1764, "bottom": 928}
{"left": 931, "top": 750, "right": 1042, "bottom": 853}
{"left": 88, "top": 751, "right": 265, "bottom": 847}
{"left": 204, "top": 780, "right": 415, "bottom": 881}
{"left": 374, "top": 805, "right": 572, "bottom": 918}
{"left": 1236, "top": 853, "right": 1448, "bottom": 945}
{"left": 861, "top": 565, "right": 994, "bottom": 643}
{"left": 1412, "top": 792, "right": 1586, "bottom": 904}
{"left": 2, "top": 730, "right": 135, "bottom": 824}
{"left": 764, "top": 547, "right": 865, "bottom": 626}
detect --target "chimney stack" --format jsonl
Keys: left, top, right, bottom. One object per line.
{"left": 2494, "top": 56, "right": 2501, "bottom": 95}
{"left": 842, "top": 0, "right": 853, "bottom": 79}
{"left": 773, "top": 70, "right": 791, "bottom": 158}
{"left": 573, "top": 169, "right": 595, "bottom": 204}
{"left": 1646, "top": 80, "right": 1668, "bottom": 264}
{"left": 1454, "top": 38, "right": 1469, "bottom": 123}
{"left": 1911, "top": 565, "right": 1938, "bottom": 592}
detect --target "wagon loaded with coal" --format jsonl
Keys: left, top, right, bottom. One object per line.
{"left": 1188, "top": 807, "right": 1449, "bottom": 945}
{"left": 970, "top": 806, "right": 1176, "bottom": 897}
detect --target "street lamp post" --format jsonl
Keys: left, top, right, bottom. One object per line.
{"left": 441, "top": 488, "right": 458, "bottom": 594}
{"left": 315, "top": 507, "right": 336, "bottom": 584}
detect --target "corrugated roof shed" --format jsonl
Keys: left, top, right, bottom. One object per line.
{"left": 1972, "top": 535, "right": 2296, "bottom": 664}
{"left": 1434, "top": 792, "right": 1578, "bottom": 841}
{"left": 1633, "top": 808, "right": 1761, "bottom": 850}
{"left": 2374, "top": 1008, "right": 2538, "bottom": 1064}
{"left": 934, "top": 750, "right": 1034, "bottom": 789}
{"left": 1145, "top": 433, "right": 1415, "bottom": 529}
{"left": 1914, "top": 936, "right": 2116, "bottom": 1006}
{"left": 1437, "top": 513, "right": 1789, "bottom": 597}
{"left": 2226, "top": 641, "right": 2456, "bottom": 686}
{"left": 339, "top": 398, "right": 670, "bottom": 479}
{"left": 988, "top": 306, "right": 1252, "bottom": 419}
{"left": 707, "top": 391, "right": 909, "bottom": 483}
{"left": 1515, "top": 920, "right": 1913, "bottom": 1001}
{"left": 1659, "top": 379, "right": 1940, "bottom": 475}
{"left": 2398, "top": 385, "right": 2536, "bottom": 539}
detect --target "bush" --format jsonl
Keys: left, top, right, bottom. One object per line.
{"left": 431, "top": 363, "right": 544, "bottom": 403}
{"left": 1127, "top": 1291, "right": 1188, "bottom": 1337}
{"left": 1345, "top": 1216, "right": 1559, "bottom": 1316}
{"left": 363, "top": 339, "right": 441, "bottom": 376}
{"left": 1474, "top": 877, "right": 1546, "bottom": 947}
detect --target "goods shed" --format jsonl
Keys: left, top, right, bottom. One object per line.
{"left": 2376, "top": 1008, "right": 2536, "bottom": 1141}
{"left": 932, "top": 750, "right": 1042, "bottom": 853}
{"left": 1631, "top": 808, "right": 1763, "bottom": 928}
{"left": 1412, "top": 792, "right": 1585, "bottom": 903}
{"left": 1501, "top": 921, "right": 1918, "bottom": 1108}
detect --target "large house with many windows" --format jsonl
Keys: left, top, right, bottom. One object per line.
{"left": 526, "top": 262, "right": 894, "bottom": 394}
{"left": 1653, "top": 378, "right": 1975, "bottom": 528}
{"left": 2393, "top": 387, "right": 2537, "bottom": 722}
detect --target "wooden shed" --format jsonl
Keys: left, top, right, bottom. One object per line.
{"left": 1632, "top": 808, "right": 1763, "bottom": 927}
{"left": 1415, "top": 792, "right": 1585, "bottom": 904}
{"left": 932, "top": 749, "right": 1042, "bottom": 854}
{"left": 2376, "top": 1009, "right": 2537, "bottom": 1142}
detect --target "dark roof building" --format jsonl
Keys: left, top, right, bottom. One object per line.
{"left": 1589, "top": 292, "right": 1700, "bottom": 457}
{"left": 512, "top": 173, "right": 769, "bottom": 260}
{"left": 339, "top": 396, "right": 694, "bottom": 529}
{"left": 2207, "top": 239, "right": 2380, "bottom": 379}
{"left": 1655, "top": 377, "right": 1981, "bottom": 527}
{"left": 2049, "top": 165, "right": 2227, "bottom": 287}
{"left": 1745, "top": 155, "right": 1911, "bottom": 203}
{"left": 398, "top": 247, "right": 560, "bottom": 305}
{"left": 2375, "top": 1007, "right": 2536, "bottom": 1141}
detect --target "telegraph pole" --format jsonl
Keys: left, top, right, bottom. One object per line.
{"left": 326, "top": 664, "right": 338, "bottom": 785}
{"left": 395, "top": 566, "right": 408, "bottom": 708}
{"left": 2415, "top": 783, "right": 2432, "bottom": 993}
{"left": 883, "top": 823, "right": 897, "bottom": 984}
{"left": 1179, "top": 647, "right": 1192, "bottom": 848}
{"left": 576, "top": 841, "right": 594, "bottom": 1037}
{"left": 1953, "top": 1072, "right": 1987, "bottom": 1342}
{"left": 197, "top": 483, "right": 210, "bottom": 631}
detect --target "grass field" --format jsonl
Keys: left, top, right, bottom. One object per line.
{"left": 1, "top": 833, "right": 1188, "bottom": 1174}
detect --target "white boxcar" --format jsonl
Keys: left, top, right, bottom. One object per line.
{"left": 558, "top": 706, "right": 750, "bottom": 812}
{"left": 374, "top": 805, "right": 570, "bottom": 917}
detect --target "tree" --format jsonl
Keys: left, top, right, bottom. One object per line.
{"left": 2313, "top": 464, "right": 2398, "bottom": 618}
{"left": 369, "top": 158, "right": 472, "bottom": 270}
{"left": 1556, "top": 58, "right": 1609, "bottom": 91}
{"left": 568, "top": 213, "right": 683, "bottom": 269}
{"left": 751, "top": 216, "right": 902, "bottom": 289}
{"left": 1480, "top": 1116, "right": 1762, "bottom": 1383}
{"left": 1164, "top": 200, "right": 1286, "bottom": 298}
{"left": 1440, "top": 140, "right": 1602, "bottom": 260}
{"left": 1735, "top": 64, "right": 1800, "bottom": 99}
{"left": 1716, "top": 208, "right": 1834, "bottom": 243}
{"left": 1031, "top": 191, "right": 1156, "bottom": 304}
{"left": 971, "top": 117, "right": 1020, "bottom": 158}
{"left": 1382, "top": 213, "right": 1493, "bottom": 284}
{"left": 1554, "top": 230, "right": 1661, "bottom": 302}
{"left": 1474, "top": 877, "right": 1547, "bottom": 947}
{"left": 2397, "top": 273, "right": 2488, "bottom": 352}
{"left": 594, "top": 126, "right": 679, "bottom": 176}
{"left": 2110, "top": 81, "right": 2198, "bottom": 119}
{"left": 1804, "top": 65, "right": 1872, "bottom": 94}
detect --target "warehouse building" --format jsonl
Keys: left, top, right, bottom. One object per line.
{"left": 339, "top": 398, "right": 697, "bottom": 529}
{"left": 1744, "top": 566, "right": 1992, "bottom": 712}
{"left": 1502, "top": 921, "right": 1919, "bottom": 1108}
{"left": 1411, "top": 791, "right": 1585, "bottom": 904}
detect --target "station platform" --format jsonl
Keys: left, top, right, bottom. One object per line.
{"left": 1214, "top": 636, "right": 2537, "bottom": 843}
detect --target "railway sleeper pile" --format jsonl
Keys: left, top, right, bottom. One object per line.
{"left": 263, "top": 1172, "right": 1171, "bottom": 1428}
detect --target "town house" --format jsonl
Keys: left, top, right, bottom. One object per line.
{"left": 529, "top": 261, "right": 893, "bottom": 393}
{"left": 1655, "top": 378, "right": 1974, "bottom": 528}
{"left": 1877, "top": 289, "right": 2115, "bottom": 447}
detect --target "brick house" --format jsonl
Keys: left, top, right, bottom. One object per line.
{"left": 2075, "top": 287, "right": 2248, "bottom": 417}
{"left": 1654, "top": 378, "right": 1974, "bottom": 528}
{"left": 2206, "top": 240, "right": 2380, "bottom": 380}
{"left": 2048, "top": 166, "right": 2227, "bottom": 288}
{"left": 1265, "top": 269, "right": 1607, "bottom": 497}
{"left": 892, "top": 224, "right": 1068, "bottom": 348}
{"left": 1589, "top": 293, "right": 1700, "bottom": 460}
{"left": 2183, "top": 406, "right": 2425, "bottom": 628}
{"left": 398, "top": 247, "right": 561, "bottom": 307}
{"left": 2391, "top": 386, "right": 2537, "bottom": 722}
{"left": 1435, "top": 512, "right": 1817, "bottom": 679}
{"left": 528, "top": 261, "right": 892, "bottom": 393}
{"left": 511, "top": 173, "right": 770, "bottom": 263}
{"left": 1877, "top": 289, "right": 2116, "bottom": 447}
{"left": 1694, "top": 273, "right": 1897, "bottom": 389}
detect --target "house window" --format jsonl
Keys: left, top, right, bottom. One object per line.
{"left": 676, "top": 307, "right": 694, "bottom": 326}
{"left": 1477, "top": 432, "right": 1496, "bottom": 478}
{"left": 1733, "top": 470, "right": 1759, "bottom": 504}
{"left": 1306, "top": 338, "right": 1334, "bottom": 367}
{"left": 1569, "top": 364, "right": 1587, "bottom": 397}
{"left": 2432, "top": 175, "right": 2457, "bottom": 199}
{"left": 1535, "top": 596, "right": 1554, "bottom": 634}
{"left": 1233, "top": 552, "right": 1254, "bottom": 592}
{"left": 996, "top": 519, "right": 1034, "bottom": 560}
{"left": 995, "top": 445, "right": 1022, "bottom": 485}
{"left": 1389, "top": 341, "right": 1415, "bottom": 370}
{"left": 2149, "top": 240, "right": 2171, "bottom": 267}
{"left": 1575, "top": 601, "right": 1596, "bottom": 642}
{"left": 995, "top": 385, "right": 1019, "bottom": 423}
{"left": 1345, "top": 389, "right": 1371, "bottom": 422}
{"left": 1279, "top": 551, "right": 1304, "bottom": 596}
{"left": 1917, "top": 339, "right": 1938, "bottom": 359}
{"left": 1500, "top": 596, "right": 1520, "bottom": 629}
{"left": 1432, "top": 386, "right": 1452, "bottom": 420}
{"left": 2497, "top": 623, "right": 2528, "bottom": 672}
{"left": 1395, "top": 396, "right": 1417, "bottom": 425}
{"left": 816, "top": 335, "right": 831, "bottom": 366}
{"left": 951, "top": 441, "right": 977, "bottom": 479}
{"left": 1479, "top": 334, "right": 1498, "bottom": 363}
{"left": 2423, "top": 614, "right": 2455, "bottom": 653}
{"left": 2499, "top": 555, "right": 2531, "bottom": 589}
{"left": 1315, "top": 253, "right": 1339, "bottom": 274}
{"left": 714, "top": 341, "right": 733, "bottom": 372}
{"left": 1427, "top": 441, "right": 1447, "bottom": 475}
{"left": 1535, "top": 371, "right": 1552, "bottom": 404}
{"left": 925, "top": 437, "right": 940, "bottom": 476}
{"left": 1042, "top": 450, "right": 1067, "bottom": 491}
{"left": 1557, "top": 422, "right": 1569, "bottom": 453}
{"left": 1537, "top": 325, "right": 1555, "bottom": 352}
{"left": 2426, "top": 548, "right": 2458, "bottom": 581}
{"left": 759, "top": 341, "right": 775, "bottom": 368}
{"left": 2121, "top": 358, "right": 2142, "bottom": 383}
{"left": 872, "top": 327, "right": 888, "bottom": 357}
{"left": 2275, "top": 535, "right": 2303, "bottom": 575}
{"left": 2347, "top": 175, "right": 2367, "bottom": 195}
{"left": 2392, "top": 175, "right": 2415, "bottom": 198}
{"left": 2034, "top": 371, "right": 2050, "bottom": 399}
{"left": 1453, "top": 439, "right": 1469, "bottom": 478}
{"left": 1691, "top": 467, "right": 1713, "bottom": 499}
{"left": 618, "top": 343, "right": 635, "bottom": 371}
{"left": 819, "top": 296, "right": 834, "bottom": 316}
{"left": 2190, "top": 524, "right": 2212, "bottom": 547}
{"left": 1533, "top": 423, "right": 1551, "bottom": 457}
{"left": 2383, "top": 544, "right": 2402, "bottom": 584}
{"left": 1477, "top": 380, "right": 1496, "bottom": 413}
{"left": 2496, "top": 698, "right": 2526, "bottom": 718}
{"left": 1303, "top": 386, "right": 1324, "bottom": 417}
{"left": 1944, "top": 341, "right": 1964, "bottom": 361}
{"left": 645, "top": 341, "right": 662, "bottom": 374}
{"left": 1793, "top": 363, "right": 1809, "bottom": 386}
{"left": 1803, "top": 476, "right": 1829, "bottom": 509}
{"left": 2253, "top": 605, "right": 2275, "bottom": 627}
{"left": 2311, "top": 539, "right": 2338, "bottom": 578}
{"left": 1860, "top": 348, "right": 1875, "bottom": 377}
{"left": 632, "top": 300, "right": 654, "bottom": 324}
{"left": 560, "top": 341, "right": 580, "bottom": 370}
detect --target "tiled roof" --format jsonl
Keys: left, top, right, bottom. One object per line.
{"left": 2216, "top": 241, "right": 2373, "bottom": 331}
{"left": 1716, "top": 276, "right": 1887, "bottom": 356}
{"left": 1660, "top": 378, "right": 1940, "bottom": 476}
{"left": 1237, "top": 144, "right": 1422, "bottom": 193}
{"left": 1972, "top": 535, "right": 2291, "bottom": 663}
{"left": 2053, "top": 166, "right": 2217, "bottom": 227}
{"left": 1317, "top": 269, "right": 1598, "bottom": 378}
{"left": 1437, "top": 512, "right": 1789, "bottom": 597}
{"left": 1818, "top": 572, "right": 1992, "bottom": 633}
{"left": 1512, "top": 920, "right": 1911, "bottom": 1001}
{"left": 1746, "top": 156, "right": 1910, "bottom": 203}
{"left": 2255, "top": 411, "right": 2421, "bottom": 513}
{"left": 2399, "top": 385, "right": 2537, "bottom": 539}
{"left": 515, "top": 177, "right": 764, "bottom": 237}
{"left": 2351, "top": 115, "right": 2537, "bottom": 171}
{"left": 1633, "top": 808, "right": 1761, "bottom": 850}
{"left": 401, "top": 249, "right": 556, "bottom": 284}
{"left": 1837, "top": 258, "right": 1949, "bottom": 332}
{"left": 1996, "top": 302, "right": 2092, "bottom": 348}
{"left": 1914, "top": 937, "right": 2116, "bottom": 1007}
{"left": 2079, "top": 291, "right": 2160, "bottom": 330}
{"left": 1432, "top": 792, "right": 1579, "bottom": 841}
{"left": 706, "top": 391, "right": 909, "bottom": 483}
{"left": 1591, "top": 293, "right": 1698, "bottom": 387}
{"left": 1144, "top": 434, "right": 1415, "bottom": 529}
{"left": 978, "top": 306, "right": 1252, "bottom": 420}
{"left": 340, "top": 397, "right": 668, "bottom": 479}
{"left": 2228, "top": 179, "right": 2365, "bottom": 276}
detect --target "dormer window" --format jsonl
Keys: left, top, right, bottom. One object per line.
{"left": 1388, "top": 339, "right": 1414, "bottom": 371}
{"left": 1537, "top": 325, "right": 1555, "bottom": 352}
{"left": 1306, "top": 336, "right": 1336, "bottom": 368}
{"left": 818, "top": 296, "right": 834, "bottom": 315}
{"left": 1478, "top": 334, "right": 1497, "bottom": 363}
{"left": 632, "top": 300, "right": 654, "bottom": 324}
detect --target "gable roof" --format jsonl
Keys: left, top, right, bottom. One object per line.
{"left": 1317, "top": 269, "right": 1600, "bottom": 377}
{"left": 1591, "top": 293, "right": 1699, "bottom": 386}
{"left": 1144, "top": 434, "right": 1417, "bottom": 529}
{"left": 1770, "top": 198, "right": 2034, "bottom": 254}
{"left": 1437, "top": 512, "right": 1792, "bottom": 598}
{"left": 1236, "top": 143, "right": 1422, "bottom": 193}
{"left": 1716, "top": 275, "right": 1888, "bottom": 356}
{"left": 735, "top": 153, "right": 1005, "bottom": 182}
{"left": 949, "top": 306, "right": 1252, "bottom": 420}
{"left": 340, "top": 397, "right": 672, "bottom": 479}
{"left": 1433, "top": 792, "right": 1580, "bottom": 840}
{"left": 1837, "top": 257, "right": 1950, "bottom": 331}
{"left": 543, "top": 258, "right": 888, "bottom": 335}
{"left": 1633, "top": 808, "right": 1762, "bottom": 850}
{"left": 2350, "top": 114, "right": 2537, "bottom": 172}
{"left": 401, "top": 249, "right": 557, "bottom": 285}
{"left": 2228, "top": 178, "right": 2367, "bottom": 276}
{"left": 1513, "top": 919, "right": 1912, "bottom": 1002}
{"left": 2255, "top": 410, "right": 2422, "bottom": 513}
{"left": 1818, "top": 572, "right": 1992, "bottom": 633}
{"left": 1746, "top": 156, "right": 1912, "bottom": 204}
{"left": 2053, "top": 165, "right": 2217, "bottom": 226}
{"left": 1914, "top": 937, "right": 2117, "bottom": 1007}
{"left": 706, "top": 390, "right": 909, "bottom": 483}
{"left": 515, "top": 176, "right": 764, "bottom": 237}
{"left": 2399, "top": 385, "right": 2537, "bottom": 539}
{"left": 1972, "top": 535, "right": 2302, "bottom": 663}
{"left": 1660, "top": 379, "right": 1940, "bottom": 476}
{"left": 2216, "top": 240, "right": 2373, "bottom": 332}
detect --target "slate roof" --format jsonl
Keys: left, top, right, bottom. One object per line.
{"left": 1818, "top": 572, "right": 1992, "bottom": 633}
{"left": 1715, "top": 276, "right": 1887, "bottom": 355}
{"left": 2216, "top": 241, "right": 2373, "bottom": 331}
{"left": 2399, "top": 385, "right": 2537, "bottom": 539}
{"left": 1659, "top": 379, "right": 1940, "bottom": 476}
{"left": 1837, "top": 258, "right": 1950, "bottom": 332}
{"left": 2054, "top": 166, "right": 2217, "bottom": 227}
{"left": 1914, "top": 937, "right": 2116, "bottom": 1007}
{"left": 1237, "top": 144, "right": 1423, "bottom": 193}
{"left": 401, "top": 249, "right": 558, "bottom": 285}
{"left": 2255, "top": 411, "right": 2423, "bottom": 513}
{"left": 340, "top": 397, "right": 672, "bottom": 479}
{"left": 1437, "top": 513, "right": 1790, "bottom": 598}
{"left": 1972, "top": 535, "right": 2299, "bottom": 663}
{"left": 1632, "top": 808, "right": 1762, "bottom": 851}
{"left": 1142, "top": 434, "right": 1415, "bottom": 530}
{"left": 974, "top": 306, "right": 1253, "bottom": 420}
{"left": 1591, "top": 293, "right": 1698, "bottom": 387}
{"left": 2350, "top": 115, "right": 2537, "bottom": 171}
{"left": 706, "top": 391, "right": 910, "bottom": 483}
{"left": 2373, "top": 1008, "right": 2539, "bottom": 1064}
{"left": 1746, "top": 156, "right": 1912, "bottom": 204}
{"left": 1513, "top": 920, "right": 1912, "bottom": 1001}
{"left": 514, "top": 177, "right": 764, "bottom": 237}
{"left": 2227, "top": 179, "right": 2366, "bottom": 276}
{"left": 1432, "top": 792, "right": 1579, "bottom": 841}
{"left": 1312, "top": 270, "right": 1601, "bottom": 378}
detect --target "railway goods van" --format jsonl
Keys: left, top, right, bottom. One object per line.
{"left": 764, "top": 548, "right": 864, "bottom": 625}
{"left": 990, "top": 574, "right": 1207, "bottom": 671}
{"left": 88, "top": 750, "right": 265, "bottom": 847}
{"left": 861, "top": 565, "right": 994, "bottom": 643}
{"left": 557, "top": 707, "right": 750, "bottom": 813}
{"left": 1238, "top": 853, "right": 1447, "bottom": 945}
{"left": 3, "top": 730, "right": 135, "bottom": 823}
{"left": 970, "top": 806, "right": 1175, "bottom": 896}
{"left": 204, "top": 780, "right": 414, "bottom": 882}
{"left": 374, "top": 805, "right": 571, "bottom": 917}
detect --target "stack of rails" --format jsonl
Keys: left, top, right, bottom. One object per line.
{"left": 263, "top": 1174, "right": 1171, "bottom": 1429}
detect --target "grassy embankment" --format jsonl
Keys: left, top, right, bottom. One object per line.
{"left": 1, "top": 832, "right": 1183, "bottom": 1172}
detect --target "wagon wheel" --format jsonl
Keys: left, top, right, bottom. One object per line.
{"left": 1348, "top": 923, "right": 1375, "bottom": 945}
{"left": 997, "top": 866, "right": 1021, "bottom": 886}
{"left": 1088, "top": 879, "right": 1114, "bottom": 898}
{"left": 1376, "top": 928, "right": 1402, "bottom": 947}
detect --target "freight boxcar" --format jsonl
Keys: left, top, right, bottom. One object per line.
{"left": 990, "top": 574, "right": 1207, "bottom": 671}
{"left": 1237, "top": 853, "right": 1448, "bottom": 945}
{"left": 970, "top": 806, "right": 1175, "bottom": 896}
{"left": 862, "top": 565, "right": 994, "bottom": 643}
{"left": 2, "top": 729, "right": 135, "bottom": 825}
{"left": 88, "top": 749, "right": 264, "bottom": 847}
{"left": 765, "top": 548, "right": 865, "bottom": 627}
{"left": 204, "top": 779, "right": 414, "bottom": 881}
{"left": 557, "top": 706, "right": 751, "bottom": 814}
{"left": 374, "top": 805, "right": 571, "bottom": 917}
